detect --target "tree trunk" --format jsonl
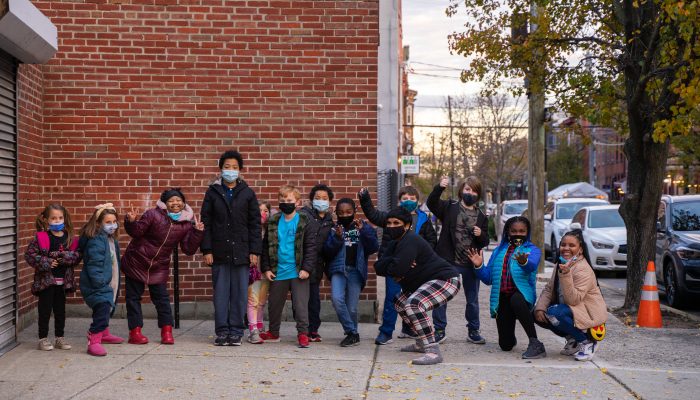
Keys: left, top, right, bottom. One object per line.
{"left": 619, "top": 111, "right": 669, "bottom": 312}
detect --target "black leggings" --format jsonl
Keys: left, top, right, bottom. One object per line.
{"left": 496, "top": 291, "right": 538, "bottom": 351}
{"left": 37, "top": 285, "right": 66, "bottom": 338}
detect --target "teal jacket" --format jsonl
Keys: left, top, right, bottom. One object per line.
{"left": 474, "top": 233, "right": 541, "bottom": 318}
{"left": 79, "top": 233, "right": 120, "bottom": 312}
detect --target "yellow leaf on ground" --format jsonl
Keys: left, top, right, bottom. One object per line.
{"left": 312, "top": 387, "right": 322, "bottom": 394}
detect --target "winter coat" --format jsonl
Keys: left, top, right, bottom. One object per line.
{"left": 535, "top": 258, "right": 608, "bottom": 329}
{"left": 426, "top": 184, "right": 489, "bottom": 266}
{"left": 299, "top": 206, "right": 334, "bottom": 283}
{"left": 374, "top": 231, "right": 459, "bottom": 294}
{"left": 261, "top": 212, "right": 319, "bottom": 276}
{"left": 79, "top": 233, "right": 121, "bottom": 311}
{"left": 25, "top": 232, "right": 81, "bottom": 295}
{"left": 474, "top": 231, "right": 541, "bottom": 318}
{"left": 322, "top": 220, "right": 379, "bottom": 289}
{"left": 201, "top": 178, "right": 262, "bottom": 266}
{"left": 121, "top": 201, "right": 204, "bottom": 285}
{"left": 358, "top": 192, "right": 437, "bottom": 257}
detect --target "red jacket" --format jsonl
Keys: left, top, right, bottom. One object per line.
{"left": 121, "top": 201, "right": 204, "bottom": 285}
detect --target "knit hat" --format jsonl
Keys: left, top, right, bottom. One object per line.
{"left": 386, "top": 207, "right": 412, "bottom": 225}
{"left": 160, "top": 188, "right": 186, "bottom": 204}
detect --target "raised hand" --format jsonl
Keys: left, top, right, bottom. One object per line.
{"left": 358, "top": 187, "right": 369, "bottom": 200}
{"left": 354, "top": 218, "right": 364, "bottom": 230}
{"left": 439, "top": 176, "right": 449, "bottom": 188}
{"left": 126, "top": 208, "right": 140, "bottom": 222}
{"left": 467, "top": 248, "right": 483, "bottom": 268}
{"left": 194, "top": 215, "right": 205, "bottom": 231}
{"left": 334, "top": 225, "right": 344, "bottom": 238}
{"left": 514, "top": 251, "right": 529, "bottom": 265}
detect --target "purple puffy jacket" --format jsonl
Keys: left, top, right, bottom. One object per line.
{"left": 121, "top": 201, "right": 204, "bottom": 285}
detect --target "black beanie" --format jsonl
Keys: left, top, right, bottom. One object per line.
{"left": 387, "top": 207, "right": 412, "bottom": 225}
{"left": 160, "top": 188, "right": 186, "bottom": 204}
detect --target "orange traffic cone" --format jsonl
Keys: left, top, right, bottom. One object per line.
{"left": 637, "top": 261, "right": 663, "bottom": 328}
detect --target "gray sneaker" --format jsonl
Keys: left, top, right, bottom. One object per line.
{"left": 522, "top": 338, "right": 547, "bottom": 359}
{"left": 412, "top": 344, "right": 443, "bottom": 365}
{"left": 248, "top": 329, "right": 263, "bottom": 344}
{"left": 38, "top": 337, "right": 53, "bottom": 351}
{"left": 560, "top": 336, "right": 579, "bottom": 356}
{"left": 54, "top": 337, "right": 72, "bottom": 350}
{"left": 400, "top": 339, "right": 425, "bottom": 353}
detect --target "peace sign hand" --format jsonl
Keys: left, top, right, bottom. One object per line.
{"left": 194, "top": 215, "right": 205, "bottom": 231}
{"left": 126, "top": 209, "right": 140, "bottom": 222}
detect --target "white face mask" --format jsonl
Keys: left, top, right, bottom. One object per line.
{"left": 221, "top": 169, "right": 239, "bottom": 183}
{"left": 103, "top": 223, "right": 118, "bottom": 235}
{"left": 312, "top": 199, "right": 330, "bottom": 212}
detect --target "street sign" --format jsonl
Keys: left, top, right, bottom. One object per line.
{"left": 401, "top": 155, "right": 420, "bottom": 175}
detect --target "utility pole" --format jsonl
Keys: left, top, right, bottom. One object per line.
{"left": 448, "top": 95, "right": 456, "bottom": 199}
{"left": 527, "top": 3, "right": 546, "bottom": 273}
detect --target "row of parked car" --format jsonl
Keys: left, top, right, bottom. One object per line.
{"left": 493, "top": 194, "right": 700, "bottom": 308}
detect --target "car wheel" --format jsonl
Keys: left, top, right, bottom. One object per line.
{"left": 664, "top": 262, "right": 687, "bottom": 309}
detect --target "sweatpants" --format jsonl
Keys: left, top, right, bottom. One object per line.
{"left": 212, "top": 263, "right": 249, "bottom": 336}
{"left": 125, "top": 276, "right": 173, "bottom": 330}
{"left": 89, "top": 302, "right": 112, "bottom": 334}
{"left": 496, "top": 291, "right": 538, "bottom": 351}
{"left": 267, "top": 278, "right": 310, "bottom": 335}
{"left": 37, "top": 285, "right": 66, "bottom": 338}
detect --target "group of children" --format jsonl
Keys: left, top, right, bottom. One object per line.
{"left": 26, "top": 149, "right": 607, "bottom": 365}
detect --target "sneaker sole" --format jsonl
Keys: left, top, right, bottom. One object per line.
{"left": 522, "top": 352, "right": 547, "bottom": 359}
{"left": 375, "top": 339, "right": 393, "bottom": 345}
{"left": 467, "top": 338, "right": 486, "bottom": 344}
{"left": 436, "top": 336, "right": 447, "bottom": 344}
{"left": 298, "top": 344, "right": 309, "bottom": 348}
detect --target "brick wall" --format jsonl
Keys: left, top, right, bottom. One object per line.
{"left": 17, "top": 0, "right": 379, "bottom": 316}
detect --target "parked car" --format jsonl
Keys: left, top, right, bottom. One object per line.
{"left": 544, "top": 197, "right": 610, "bottom": 259}
{"left": 655, "top": 194, "right": 700, "bottom": 308}
{"left": 495, "top": 200, "right": 528, "bottom": 241}
{"left": 569, "top": 205, "right": 627, "bottom": 272}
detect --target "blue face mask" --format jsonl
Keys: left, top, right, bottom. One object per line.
{"left": 49, "top": 223, "right": 65, "bottom": 232}
{"left": 103, "top": 223, "right": 118, "bottom": 235}
{"left": 559, "top": 255, "right": 578, "bottom": 264}
{"left": 312, "top": 199, "right": 330, "bottom": 212}
{"left": 221, "top": 169, "right": 239, "bottom": 183}
{"left": 168, "top": 212, "right": 182, "bottom": 221}
{"left": 400, "top": 200, "right": 418, "bottom": 212}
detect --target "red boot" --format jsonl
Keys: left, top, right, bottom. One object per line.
{"left": 87, "top": 331, "right": 106, "bottom": 357}
{"left": 161, "top": 325, "right": 174, "bottom": 345}
{"left": 128, "top": 327, "right": 149, "bottom": 345}
{"left": 101, "top": 328, "right": 125, "bottom": 344}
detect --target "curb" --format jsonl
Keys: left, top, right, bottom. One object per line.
{"left": 598, "top": 280, "right": 700, "bottom": 324}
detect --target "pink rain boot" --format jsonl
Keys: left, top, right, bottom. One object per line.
{"left": 87, "top": 331, "right": 107, "bottom": 357}
{"left": 101, "top": 328, "right": 124, "bottom": 344}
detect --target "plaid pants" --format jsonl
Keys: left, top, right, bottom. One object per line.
{"left": 394, "top": 277, "right": 461, "bottom": 346}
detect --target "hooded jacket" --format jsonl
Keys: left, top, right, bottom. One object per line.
{"left": 201, "top": 178, "right": 262, "bottom": 266}
{"left": 121, "top": 201, "right": 204, "bottom": 285}
{"left": 322, "top": 220, "right": 379, "bottom": 289}
{"left": 25, "top": 232, "right": 81, "bottom": 295}
{"left": 261, "top": 211, "right": 319, "bottom": 276}
{"left": 79, "top": 232, "right": 120, "bottom": 312}
{"left": 474, "top": 230, "right": 541, "bottom": 318}
{"left": 299, "top": 206, "right": 334, "bottom": 283}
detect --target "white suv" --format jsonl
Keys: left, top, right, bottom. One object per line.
{"left": 544, "top": 197, "right": 610, "bottom": 258}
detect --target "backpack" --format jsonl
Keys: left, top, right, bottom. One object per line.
{"left": 37, "top": 231, "right": 80, "bottom": 252}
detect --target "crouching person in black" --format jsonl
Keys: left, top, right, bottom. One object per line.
{"left": 374, "top": 208, "right": 461, "bottom": 365}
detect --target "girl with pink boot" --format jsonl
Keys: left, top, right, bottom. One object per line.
{"left": 79, "top": 203, "right": 125, "bottom": 356}
{"left": 247, "top": 202, "right": 272, "bottom": 344}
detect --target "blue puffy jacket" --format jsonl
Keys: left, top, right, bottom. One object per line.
{"left": 474, "top": 231, "right": 541, "bottom": 318}
{"left": 322, "top": 220, "right": 379, "bottom": 289}
{"left": 79, "top": 233, "right": 121, "bottom": 312}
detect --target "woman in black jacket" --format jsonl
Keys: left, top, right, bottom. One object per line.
{"left": 201, "top": 150, "right": 262, "bottom": 346}
{"left": 374, "top": 208, "right": 461, "bottom": 366}
{"left": 426, "top": 176, "right": 489, "bottom": 344}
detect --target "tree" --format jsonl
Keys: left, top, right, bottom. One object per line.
{"left": 447, "top": 0, "right": 699, "bottom": 311}
{"left": 546, "top": 129, "right": 588, "bottom": 189}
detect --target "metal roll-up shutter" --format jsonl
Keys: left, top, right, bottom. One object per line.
{"left": 0, "top": 50, "right": 17, "bottom": 355}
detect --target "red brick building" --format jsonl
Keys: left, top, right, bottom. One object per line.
{"left": 4, "top": 0, "right": 380, "bottom": 349}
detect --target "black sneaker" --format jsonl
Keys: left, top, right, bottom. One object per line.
{"left": 227, "top": 335, "right": 242, "bottom": 346}
{"left": 340, "top": 333, "right": 360, "bottom": 347}
{"left": 214, "top": 334, "right": 228, "bottom": 346}
{"left": 434, "top": 330, "right": 447, "bottom": 344}
{"left": 467, "top": 330, "right": 486, "bottom": 344}
{"left": 522, "top": 338, "right": 547, "bottom": 359}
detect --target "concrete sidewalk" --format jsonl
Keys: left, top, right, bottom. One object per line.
{"left": 1, "top": 278, "right": 699, "bottom": 399}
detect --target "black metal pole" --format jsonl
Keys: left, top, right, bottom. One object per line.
{"left": 173, "top": 248, "right": 180, "bottom": 329}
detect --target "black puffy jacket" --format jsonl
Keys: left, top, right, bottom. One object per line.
{"left": 299, "top": 206, "right": 334, "bottom": 283}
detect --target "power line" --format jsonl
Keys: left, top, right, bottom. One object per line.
{"left": 405, "top": 124, "right": 528, "bottom": 129}
{"left": 410, "top": 61, "right": 464, "bottom": 71}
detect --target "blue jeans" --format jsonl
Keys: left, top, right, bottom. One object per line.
{"left": 535, "top": 304, "right": 588, "bottom": 343}
{"left": 331, "top": 267, "right": 363, "bottom": 335}
{"left": 433, "top": 265, "right": 480, "bottom": 332}
{"left": 89, "top": 302, "right": 111, "bottom": 334}
{"left": 212, "top": 263, "right": 248, "bottom": 336}
{"left": 378, "top": 276, "right": 414, "bottom": 336}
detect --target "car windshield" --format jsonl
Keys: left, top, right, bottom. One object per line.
{"left": 556, "top": 202, "right": 603, "bottom": 220}
{"left": 671, "top": 201, "right": 700, "bottom": 231}
{"left": 588, "top": 209, "right": 625, "bottom": 228}
{"left": 504, "top": 203, "right": 527, "bottom": 215}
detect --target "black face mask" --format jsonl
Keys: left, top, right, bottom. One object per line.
{"left": 509, "top": 235, "right": 526, "bottom": 247}
{"left": 279, "top": 202, "right": 296, "bottom": 215}
{"left": 337, "top": 215, "right": 354, "bottom": 228}
{"left": 386, "top": 226, "right": 406, "bottom": 240}
{"left": 462, "top": 193, "right": 478, "bottom": 206}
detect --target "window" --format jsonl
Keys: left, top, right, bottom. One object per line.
{"left": 588, "top": 209, "right": 625, "bottom": 228}
{"left": 572, "top": 210, "right": 586, "bottom": 226}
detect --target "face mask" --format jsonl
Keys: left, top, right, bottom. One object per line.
{"left": 103, "top": 223, "right": 118, "bottom": 235}
{"left": 462, "top": 193, "right": 478, "bottom": 207}
{"left": 337, "top": 215, "right": 354, "bottom": 228}
{"left": 509, "top": 235, "right": 526, "bottom": 247}
{"left": 559, "top": 255, "right": 578, "bottom": 264}
{"left": 49, "top": 223, "right": 65, "bottom": 232}
{"left": 168, "top": 212, "right": 182, "bottom": 221}
{"left": 312, "top": 199, "right": 330, "bottom": 212}
{"left": 261, "top": 214, "right": 268, "bottom": 224}
{"left": 386, "top": 226, "right": 406, "bottom": 240}
{"left": 221, "top": 169, "right": 239, "bottom": 183}
{"left": 400, "top": 200, "right": 418, "bottom": 212}
{"left": 279, "top": 202, "right": 296, "bottom": 215}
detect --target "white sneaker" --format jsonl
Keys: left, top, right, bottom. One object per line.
{"left": 38, "top": 337, "right": 53, "bottom": 351}
{"left": 54, "top": 337, "right": 72, "bottom": 350}
{"left": 560, "top": 336, "right": 579, "bottom": 356}
{"left": 574, "top": 340, "right": 596, "bottom": 361}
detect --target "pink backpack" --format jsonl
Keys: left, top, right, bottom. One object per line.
{"left": 37, "top": 231, "right": 79, "bottom": 252}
